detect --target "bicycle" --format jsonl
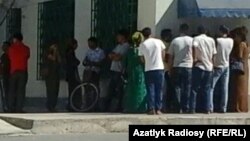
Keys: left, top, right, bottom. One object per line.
{"left": 69, "top": 69, "right": 100, "bottom": 112}
{"left": 70, "top": 70, "right": 127, "bottom": 112}
{"left": 69, "top": 80, "right": 99, "bottom": 112}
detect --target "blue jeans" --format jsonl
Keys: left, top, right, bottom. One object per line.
{"left": 145, "top": 70, "right": 164, "bottom": 111}
{"left": 210, "top": 67, "right": 229, "bottom": 112}
{"left": 163, "top": 71, "right": 176, "bottom": 112}
{"left": 172, "top": 67, "right": 192, "bottom": 113}
{"left": 190, "top": 67, "right": 213, "bottom": 113}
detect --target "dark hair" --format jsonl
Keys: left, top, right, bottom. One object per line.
{"left": 180, "top": 23, "right": 189, "bottom": 32}
{"left": 161, "top": 29, "right": 172, "bottom": 38}
{"left": 219, "top": 25, "right": 229, "bottom": 34}
{"left": 12, "top": 32, "right": 23, "bottom": 41}
{"left": 241, "top": 26, "right": 248, "bottom": 37}
{"left": 68, "top": 38, "right": 78, "bottom": 48}
{"left": 88, "top": 37, "right": 98, "bottom": 45}
{"left": 117, "top": 29, "right": 130, "bottom": 39}
{"left": 197, "top": 25, "right": 206, "bottom": 34}
{"left": 142, "top": 27, "right": 152, "bottom": 38}
{"left": 235, "top": 29, "right": 247, "bottom": 42}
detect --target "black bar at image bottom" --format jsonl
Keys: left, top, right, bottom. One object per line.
{"left": 129, "top": 125, "right": 250, "bottom": 141}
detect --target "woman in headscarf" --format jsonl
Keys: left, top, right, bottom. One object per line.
{"left": 229, "top": 27, "right": 249, "bottom": 112}
{"left": 123, "top": 32, "right": 147, "bottom": 113}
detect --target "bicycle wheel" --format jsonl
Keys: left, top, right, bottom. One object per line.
{"left": 70, "top": 83, "right": 99, "bottom": 112}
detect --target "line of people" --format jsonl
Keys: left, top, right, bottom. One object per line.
{"left": 0, "top": 24, "right": 249, "bottom": 114}
{"left": 120, "top": 24, "right": 249, "bottom": 114}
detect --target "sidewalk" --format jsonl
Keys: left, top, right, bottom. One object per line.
{"left": 0, "top": 113, "right": 250, "bottom": 135}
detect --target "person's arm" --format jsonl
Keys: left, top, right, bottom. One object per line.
{"left": 138, "top": 44, "right": 145, "bottom": 63}
{"left": 27, "top": 48, "right": 30, "bottom": 59}
{"left": 67, "top": 51, "right": 80, "bottom": 67}
{"left": 212, "top": 40, "right": 217, "bottom": 65}
{"left": 167, "top": 41, "right": 174, "bottom": 75}
{"left": 82, "top": 57, "right": 89, "bottom": 66}
{"left": 140, "top": 56, "right": 145, "bottom": 63}
{"left": 109, "top": 53, "right": 123, "bottom": 61}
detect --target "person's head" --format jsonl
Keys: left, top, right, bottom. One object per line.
{"left": 219, "top": 25, "right": 229, "bottom": 36}
{"left": 197, "top": 25, "right": 207, "bottom": 35}
{"left": 116, "top": 29, "right": 129, "bottom": 44}
{"left": 234, "top": 30, "right": 246, "bottom": 44}
{"left": 49, "top": 44, "right": 58, "bottom": 53}
{"left": 161, "top": 29, "right": 172, "bottom": 42}
{"left": 12, "top": 32, "right": 23, "bottom": 43}
{"left": 241, "top": 26, "right": 248, "bottom": 36}
{"left": 68, "top": 38, "right": 78, "bottom": 50}
{"left": 179, "top": 23, "right": 189, "bottom": 35}
{"left": 2, "top": 41, "right": 10, "bottom": 52}
{"left": 142, "top": 27, "right": 152, "bottom": 39}
{"left": 88, "top": 37, "right": 98, "bottom": 49}
{"left": 132, "top": 31, "right": 144, "bottom": 47}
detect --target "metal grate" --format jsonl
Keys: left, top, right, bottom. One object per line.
{"left": 91, "top": 0, "right": 138, "bottom": 77}
{"left": 6, "top": 8, "right": 22, "bottom": 41}
{"left": 37, "top": 0, "right": 75, "bottom": 80}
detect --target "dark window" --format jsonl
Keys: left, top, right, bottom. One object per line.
{"left": 37, "top": 0, "right": 75, "bottom": 80}
{"left": 6, "top": 8, "right": 22, "bottom": 41}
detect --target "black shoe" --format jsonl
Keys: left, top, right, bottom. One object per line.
{"left": 189, "top": 110, "right": 195, "bottom": 114}
{"left": 48, "top": 108, "right": 57, "bottom": 113}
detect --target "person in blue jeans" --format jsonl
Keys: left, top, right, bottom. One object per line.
{"left": 168, "top": 24, "right": 193, "bottom": 113}
{"left": 190, "top": 26, "right": 217, "bottom": 114}
{"left": 139, "top": 27, "right": 166, "bottom": 115}
{"left": 210, "top": 25, "right": 233, "bottom": 113}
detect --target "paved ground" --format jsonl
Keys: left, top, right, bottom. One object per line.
{"left": 0, "top": 113, "right": 250, "bottom": 135}
{"left": 0, "top": 133, "right": 127, "bottom": 141}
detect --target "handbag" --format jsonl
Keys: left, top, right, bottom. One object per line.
{"left": 230, "top": 59, "right": 244, "bottom": 74}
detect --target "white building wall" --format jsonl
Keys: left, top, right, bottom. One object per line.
{"left": 137, "top": 0, "right": 156, "bottom": 34}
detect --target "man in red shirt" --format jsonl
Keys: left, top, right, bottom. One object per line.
{"left": 7, "top": 33, "right": 30, "bottom": 113}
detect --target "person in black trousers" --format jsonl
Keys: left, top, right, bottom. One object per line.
{"left": 0, "top": 41, "right": 10, "bottom": 112}
{"left": 7, "top": 33, "right": 30, "bottom": 113}
{"left": 43, "top": 42, "right": 61, "bottom": 112}
{"left": 65, "top": 38, "right": 81, "bottom": 111}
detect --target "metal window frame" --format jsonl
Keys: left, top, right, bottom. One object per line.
{"left": 37, "top": 0, "right": 75, "bottom": 80}
{"left": 91, "top": 0, "right": 138, "bottom": 77}
{"left": 6, "top": 8, "right": 22, "bottom": 41}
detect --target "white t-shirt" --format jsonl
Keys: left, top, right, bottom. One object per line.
{"left": 139, "top": 38, "right": 166, "bottom": 72}
{"left": 168, "top": 35, "right": 193, "bottom": 68}
{"left": 110, "top": 43, "right": 129, "bottom": 72}
{"left": 193, "top": 34, "right": 217, "bottom": 71}
{"left": 214, "top": 37, "right": 234, "bottom": 68}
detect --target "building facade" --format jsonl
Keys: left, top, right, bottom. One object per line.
{"left": 0, "top": 0, "right": 249, "bottom": 101}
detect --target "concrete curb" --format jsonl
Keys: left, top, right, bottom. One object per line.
{"left": 0, "top": 113, "right": 250, "bottom": 135}
{"left": 0, "top": 119, "right": 31, "bottom": 136}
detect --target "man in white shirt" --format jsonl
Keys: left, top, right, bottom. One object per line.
{"left": 210, "top": 25, "right": 233, "bottom": 113}
{"left": 168, "top": 24, "right": 193, "bottom": 113}
{"left": 139, "top": 27, "right": 166, "bottom": 115}
{"left": 190, "top": 26, "right": 217, "bottom": 114}
{"left": 106, "top": 29, "right": 130, "bottom": 112}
